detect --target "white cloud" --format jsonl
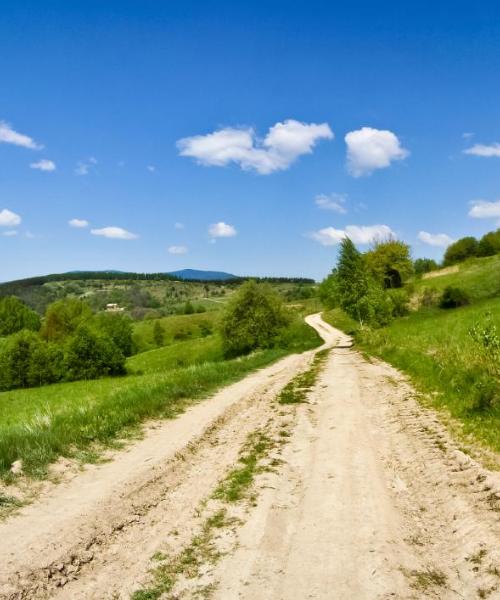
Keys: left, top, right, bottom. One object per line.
{"left": 174, "top": 222, "right": 184, "bottom": 230}
{"left": 177, "top": 119, "right": 333, "bottom": 174}
{"left": 0, "top": 121, "right": 42, "bottom": 149}
{"left": 30, "top": 159, "right": 56, "bottom": 172}
{"left": 208, "top": 221, "right": 237, "bottom": 238}
{"left": 2, "top": 230, "right": 18, "bottom": 237}
{"left": 90, "top": 226, "right": 138, "bottom": 240}
{"left": 468, "top": 199, "right": 500, "bottom": 219}
{"left": 69, "top": 218, "right": 89, "bottom": 228}
{"left": 168, "top": 245, "right": 188, "bottom": 254}
{"left": 75, "top": 157, "right": 97, "bottom": 176}
{"left": 462, "top": 132, "right": 474, "bottom": 139}
{"left": 147, "top": 165, "right": 156, "bottom": 172}
{"left": 464, "top": 143, "right": 500, "bottom": 158}
{"left": 418, "top": 231, "right": 454, "bottom": 247}
{"left": 345, "top": 127, "right": 409, "bottom": 177}
{"left": 310, "top": 224, "right": 394, "bottom": 246}
{"left": 314, "top": 193, "right": 347, "bottom": 214}
{"left": 0, "top": 208, "right": 22, "bottom": 227}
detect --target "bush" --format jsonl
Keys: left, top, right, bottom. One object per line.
{"left": 439, "top": 286, "right": 470, "bottom": 309}
{"left": 219, "top": 281, "right": 290, "bottom": 356}
{"left": 386, "top": 288, "right": 410, "bottom": 317}
{"left": 0, "top": 330, "right": 42, "bottom": 390}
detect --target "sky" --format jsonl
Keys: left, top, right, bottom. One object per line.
{"left": 1, "top": 0, "right": 500, "bottom": 281}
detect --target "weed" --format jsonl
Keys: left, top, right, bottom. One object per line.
{"left": 407, "top": 568, "right": 447, "bottom": 590}
{"left": 278, "top": 348, "right": 330, "bottom": 404}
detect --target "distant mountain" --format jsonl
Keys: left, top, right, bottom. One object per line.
{"left": 167, "top": 269, "right": 238, "bottom": 281}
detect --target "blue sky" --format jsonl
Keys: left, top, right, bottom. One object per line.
{"left": 1, "top": 1, "right": 500, "bottom": 281}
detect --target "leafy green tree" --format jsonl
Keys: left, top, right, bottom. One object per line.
{"left": 64, "top": 326, "right": 126, "bottom": 380}
{"left": 41, "top": 298, "right": 93, "bottom": 342}
{"left": 27, "top": 343, "right": 64, "bottom": 387}
{"left": 443, "top": 236, "right": 478, "bottom": 265}
{"left": 0, "top": 330, "right": 42, "bottom": 389}
{"left": 414, "top": 258, "right": 438, "bottom": 275}
{"left": 92, "top": 312, "right": 135, "bottom": 356}
{"left": 153, "top": 320, "right": 165, "bottom": 347}
{"left": 365, "top": 240, "right": 413, "bottom": 288}
{"left": 477, "top": 229, "right": 500, "bottom": 257}
{"left": 219, "top": 280, "right": 290, "bottom": 356}
{"left": 0, "top": 296, "right": 40, "bottom": 336}
{"left": 336, "top": 238, "right": 370, "bottom": 315}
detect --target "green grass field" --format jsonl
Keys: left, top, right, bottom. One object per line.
{"left": 413, "top": 254, "right": 500, "bottom": 303}
{"left": 0, "top": 316, "right": 321, "bottom": 480}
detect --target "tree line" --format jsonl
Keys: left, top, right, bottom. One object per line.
{"left": 0, "top": 297, "right": 133, "bottom": 391}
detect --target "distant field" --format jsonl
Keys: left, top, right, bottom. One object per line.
{"left": 132, "top": 311, "right": 220, "bottom": 353}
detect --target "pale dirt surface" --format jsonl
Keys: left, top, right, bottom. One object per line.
{"left": 0, "top": 314, "right": 499, "bottom": 599}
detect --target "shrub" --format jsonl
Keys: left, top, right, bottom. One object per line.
{"left": 439, "top": 286, "right": 470, "bottom": 309}
{"left": 27, "top": 343, "right": 64, "bottom": 388}
{"left": 219, "top": 281, "right": 290, "bottom": 356}
{"left": 153, "top": 321, "right": 165, "bottom": 347}
{"left": 0, "top": 330, "right": 42, "bottom": 390}
{"left": 386, "top": 288, "right": 410, "bottom": 316}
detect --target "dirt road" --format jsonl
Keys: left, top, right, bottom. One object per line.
{"left": 0, "top": 314, "right": 499, "bottom": 599}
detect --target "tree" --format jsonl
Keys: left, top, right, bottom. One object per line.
{"left": 0, "top": 296, "right": 40, "bottom": 336}
{"left": 64, "top": 326, "right": 126, "bottom": 380}
{"left": 443, "top": 236, "right": 478, "bottom": 266}
{"left": 41, "top": 298, "right": 93, "bottom": 341}
{"left": 0, "top": 330, "right": 43, "bottom": 389}
{"left": 364, "top": 239, "right": 413, "bottom": 288}
{"left": 153, "top": 320, "right": 165, "bottom": 347}
{"left": 477, "top": 229, "right": 500, "bottom": 257}
{"left": 414, "top": 258, "right": 438, "bottom": 275}
{"left": 92, "top": 312, "right": 135, "bottom": 356}
{"left": 219, "top": 281, "right": 290, "bottom": 356}
{"left": 336, "top": 238, "right": 370, "bottom": 314}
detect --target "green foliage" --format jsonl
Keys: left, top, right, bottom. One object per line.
{"left": 92, "top": 312, "right": 135, "bottom": 356}
{"left": 443, "top": 236, "right": 478, "bottom": 266}
{"left": 0, "top": 330, "right": 42, "bottom": 390}
{"left": 64, "top": 326, "right": 126, "bottom": 380}
{"left": 41, "top": 298, "right": 93, "bottom": 341}
{"left": 477, "top": 229, "right": 500, "bottom": 257}
{"left": 0, "top": 296, "right": 40, "bottom": 336}
{"left": 330, "top": 238, "right": 394, "bottom": 327}
{"left": 365, "top": 239, "right": 413, "bottom": 288}
{"left": 219, "top": 281, "right": 291, "bottom": 355}
{"left": 386, "top": 288, "right": 410, "bottom": 316}
{"left": 414, "top": 258, "right": 438, "bottom": 275}
{"left": 439, "top": 286, "right": 470, "bottom": 309}
{"left": 152, "top": 321, "right": 165, "bottom": 347}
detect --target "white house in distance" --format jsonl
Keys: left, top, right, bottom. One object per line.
{"left": 105, "top": 303, "right": 125, "bottom": 312}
